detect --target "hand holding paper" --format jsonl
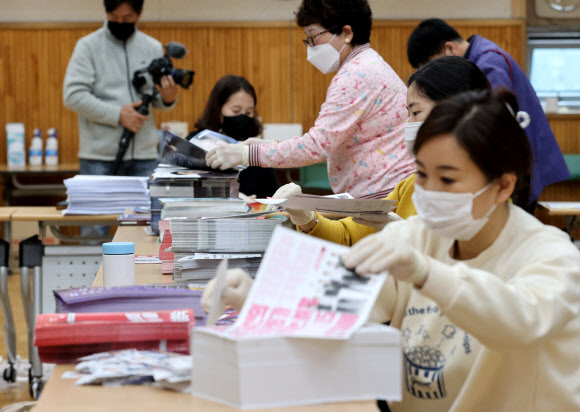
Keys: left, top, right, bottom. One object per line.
{"left": 352, "top": 212, "right": 402, "bottom": 231}
{"left": 206, "top": 144, "right": 249, "bottom": 170}
{"left": 201, "top": 267, "right": 254, "bottom": 315}
{"left": 343, "top": 229, "right": 429, "bottom": 287}
{"left": 265, "top": 183, "right": 316, "bottom": 226}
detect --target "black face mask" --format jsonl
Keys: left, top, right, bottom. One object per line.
{"left": 221, "top": 114, "right": 255, "bottom": 141}
{"left": 107, "top": 21, "right": 136, "bottom": 41}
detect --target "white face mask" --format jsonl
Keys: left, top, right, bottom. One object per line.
{"left": 411, "top": 182, "right": 497, "bottom": 241}
{"left": 404, "top": 122, "right": 423, "bottom": 155}
{"left": 307, "top": 34, "right": 345, "bottom": 74}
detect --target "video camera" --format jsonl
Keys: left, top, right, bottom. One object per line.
{"left": 132, "top": 42, "right": 194, "bottom": 90}
{"left": 110, "top": 42, "right": 194, "bottom": 175}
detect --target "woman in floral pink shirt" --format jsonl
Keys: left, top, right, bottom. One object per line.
{"left": 206, "top": 0, "right": 415, "bottom": 199}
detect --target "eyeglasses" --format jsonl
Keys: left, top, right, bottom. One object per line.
{"left": 302, "top": 27, "right": 337, "bottom": 47}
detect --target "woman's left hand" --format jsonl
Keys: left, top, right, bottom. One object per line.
{"left": 156, "top": 75, "right": 178, "bottom": 105}
{"left": 343, "top": 231, "right": 430, "bottom": 287}
{"left": 206, "top": 144, "right": 249, "bottom": 170}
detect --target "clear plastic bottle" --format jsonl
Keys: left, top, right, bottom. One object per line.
{"left": 45, "top": 127, "right": 58, "bottom": 166}
{"left": 28, "top": 128, "right": 43, "bottom": 166}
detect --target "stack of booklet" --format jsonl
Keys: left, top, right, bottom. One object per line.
{"left": 53, "top": 285, "right": 206, "bottom": 325}
{"left": 63, "top": 175, "right": 150, "bottom": 215}
{"left": 159, "top": 198, "right": 248, "bottom": 220}
{"left": 174, "top": 253, "right": 262, "bottom": 283}
{"left": 169, "top": 218, "right": 283, "bottom": 254}
{"left": 168, "top": 218, "right": 282, "bottom": 282}
{"left": 149, "top": 166, "right": 240, "bottom": 233}
{"left": 158, "top": 219, "right": 175, "bottom": 275}
{"left": 192, "top": 227, "right": 402, "bottom": 409}
{"left": 35, "top": 309, "right": 194, "bottom": 363}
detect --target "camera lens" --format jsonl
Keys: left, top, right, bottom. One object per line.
{"left": 172, "top": 69, "right": 195, "bottom": 89}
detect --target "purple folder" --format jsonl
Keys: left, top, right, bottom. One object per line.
{"left": 53, "top": 286, "right": 207, "bottom": 325}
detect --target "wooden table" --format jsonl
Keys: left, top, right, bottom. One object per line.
{"left": 0, "top": 207, "right": 19, "bottom": 241}
{"left": 11, "top": 207, "right": 120, "bottom": 242}
{"left": 537, "top": 201, "right": 580, "bottom": 238}
{"left": 0, "top": 163, "right": 79, "bottom": 206}
{"left": 33, "top": 226, "right": 377, "bottom": 412}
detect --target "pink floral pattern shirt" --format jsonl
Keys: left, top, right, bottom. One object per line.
{"left": 250, "top": 44, "right": 415, "bottom": 199}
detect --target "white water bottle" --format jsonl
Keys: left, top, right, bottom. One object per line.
{"left": 28, "top": 128, "right": 43, "bottom": 166}
{"left": 45, "top": 127, "right": 58, "bottom": 166}
{"left": 103, "top": 242, "right": 135, "bottom": 287}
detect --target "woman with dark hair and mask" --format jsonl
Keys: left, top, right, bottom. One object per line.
{"left": 343, "top": 90, "right": 580, "bottom": 411}
{"left": 190, "top": 75, "right": 279, "bottom": 198}
{"left": 265, "top": 57, "right": 492, "bottom": 244}
{"left": 205, "top": 0, "right": 415, "bottom": 200}
{"left": 205, "top": 90, "right": 580, "bottom": 411}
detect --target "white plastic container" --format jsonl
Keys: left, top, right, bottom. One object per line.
{"left": 6, "top": 123, "right": 26, "bottom": 168}
{"left": 102, "top": 242, "right": 135, "bottom": 287}
{"left": 45, "top": 127, "right": 58, "bottom": 166}
{"left": 28, "top": 128, "right": 43, "bottom": 166}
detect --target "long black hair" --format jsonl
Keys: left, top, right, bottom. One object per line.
{"left": 194, "top": 75, "right": 262, "bottom": 137}
{"left": 408, "top": 56, "right": 491, "bottom": 102}
{"left": 414, "top": 90, "right": 533, "bottom": 207}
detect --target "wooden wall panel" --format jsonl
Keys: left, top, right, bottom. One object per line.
{"left": 0, "top": 20, "right": 525, "bottom": 165}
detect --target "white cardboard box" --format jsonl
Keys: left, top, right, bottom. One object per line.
{"left": 192, "top": 323, "right": 402, "bottom": 409}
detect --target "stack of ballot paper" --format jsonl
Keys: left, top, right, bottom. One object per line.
{"left": 174, "top": 253, "right": 262, "bottom": 282}
{"left": 35, "top": 309, "right": 194, "bottom": 363}
{"left": 257, "top": 193, "right": 396, "bottom": 221}
{"left": 53, "top": 285, "right": 206, "bottom": 325}
{"left": 169, "top": 218, "right": 283, "bottom": 254}
{"left": 192, "top": 227, "right": 401, "bottom": 408}
{"left": 63, "top": 175, "right": 150, "bottom": 215}
{"left": 149, "top": 165, "right": 240, "bottom": 233}
{"left": 159, "top": 198, "right": 248, "bottom": 219}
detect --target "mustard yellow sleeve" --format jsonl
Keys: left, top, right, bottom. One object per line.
{"left": 305, "top": 213, "right": 376, "bottom": 246}
{"left": 298, "top": 173, "right": 417, "bottom": 246}
{"left": 386, "top": 174, "right": 417, "bottom": 219}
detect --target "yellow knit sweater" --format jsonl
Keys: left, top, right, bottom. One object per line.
{"left": 307, "top": 174, "right": 417, "bottom": 246}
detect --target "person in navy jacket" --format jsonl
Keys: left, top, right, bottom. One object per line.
{"left": 406, "top": 18, "right": 570, "bottom": 211}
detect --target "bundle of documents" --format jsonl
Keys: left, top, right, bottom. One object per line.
{"left": 159, "top": 219, "right": 175, "bottom": 275}
{"left": 192, "top": 227, "right": 402, "bottom": 409}
{"left": 169, "top": 218, "right": 283, "bottom": 254}
{"left": 257, "top": 193, "right": 396, "bottom": 221}
{"left": 72, "top": 349, "right": 192, "bottom": 393}
{"left": 149, "top": 165, "right": 240, "bottom": 233}
{"left": 35, "top": 309, "right": 194, "bottom": 363}
{"left": 53, "top": 285, "right": 206, "bottom": 325}
{"left": 159, "top": 198, "right": 248, "bottom": 219}
{"left": 174, "top": 253, "right": 262, "bottom": 282}
{"left": 63, "top": 175, "right": 149, "bottom": 215}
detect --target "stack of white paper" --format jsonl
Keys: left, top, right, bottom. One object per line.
{"left": 63, "top": 175, "right": 149, "bottom": 215}
{"left": 193, "top": 324, "right": 401, "bottom": 409}
{"left": 175, "top": 253, "right": 262, "bottom": 282}
{"left": 192, "top": 227, "right": 401, "bottom": 409}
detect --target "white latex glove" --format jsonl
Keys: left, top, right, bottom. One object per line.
{"left": 205, "top": 144, "right": 249, "bottom": 170}
{"left": 342, "top": 231, "right": 430, "bottom": 287}
{"left": 201, "top": 268, "right": 253, "bottom": 313}
{"left": 352, "top": 212, "right": 403, "bottom": 232}
{"left": 264, "top": 183, "right": 315, "bottom": 226}
{"left": 240, "top": 137, "right": 269, "bottom": 146}
{"left": 239, "top": 192, "right": 257, "bottom": 204}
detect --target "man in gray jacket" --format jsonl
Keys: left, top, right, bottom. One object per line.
{"left": 64, "top": 0, "right": 179, "bottom": 177}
